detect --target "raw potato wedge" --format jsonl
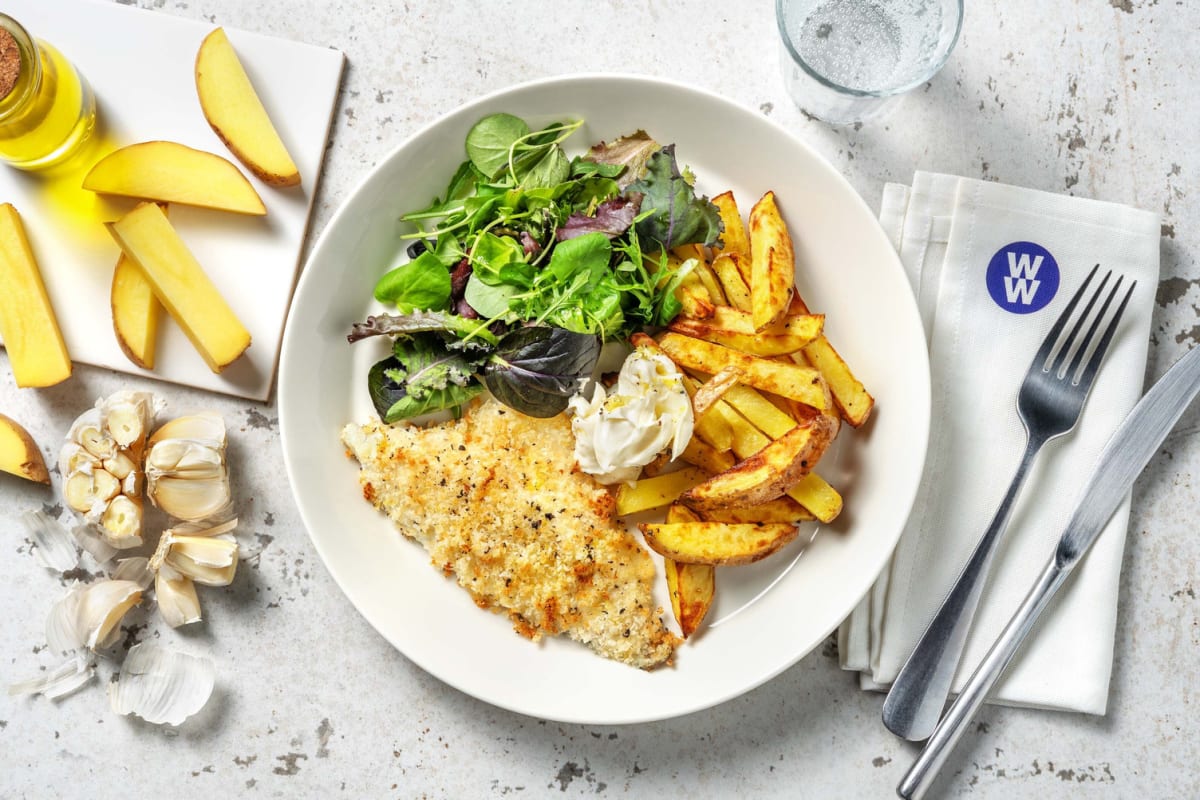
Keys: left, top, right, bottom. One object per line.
{"left": 107, "top": 202, "right": 251, "bottom": 373}
{"left": 658, "top": 333, "right": 829, "bottom": 411}
{"left": 615, "top": 467, "right": 709, "bottom": 515}
{"left": 640, "top": 521, "right": 799, "bottom": 566}
{"left": 111, "top": 204, "right": 167, "bottom": 370}
{"left": 0, "top": 413, "right": 50, "bottom": 484}
{"left": 681, "top": 414, "right": 839, "bottom": 511}
{"left": 0, "top": 204, "right": 72, "bottom": 387}
{"left": 195, "top": 28, "right": 300, "bottom": 187}
{"left": 749, "top": 191, "right": 795, "bottom": 331}
{"left": 82, "top": 141, "right": 266, "bottom": 215}
{"left": 664, "top": 505, "right": 714, "bottom": 638}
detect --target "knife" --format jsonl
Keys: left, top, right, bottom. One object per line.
{"left": 897, "top": 343, "right": 1200, "bottom": 800}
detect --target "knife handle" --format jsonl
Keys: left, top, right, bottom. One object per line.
{"left": 897, "top": 557, "right": 1072, "bottom": 800}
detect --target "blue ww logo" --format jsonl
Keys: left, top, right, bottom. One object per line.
{"left": 986, "top": 241, "right": 1060, "bottom": 314}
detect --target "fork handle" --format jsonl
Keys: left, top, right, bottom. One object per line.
{"left": 897, "top": 557, "right": 1071, "bottom": 799}
{"left": 881, "top": 434, "right": 1047, "bottom": 741}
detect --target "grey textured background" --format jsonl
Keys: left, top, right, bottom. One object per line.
{"left": 2, "top": 1, "right": 1198, "bottom": 797}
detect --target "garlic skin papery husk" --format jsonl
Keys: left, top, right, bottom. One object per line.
{"left": 59, "top": 392, "right": 161, "bottom": 550}
{"left": 45, "top": 580, "right": 143, "bottom": 653}
{"left": 8, "top": 650, "right": 94, "bottom": 700}
{"left": 145, "top": 412, "right": 231, "bottom": 522}
{"left": 109, "top": 643, "right": 215, "bottom": 726}
{"left": 22, "top": 511, "right": 79, "bottom": 573}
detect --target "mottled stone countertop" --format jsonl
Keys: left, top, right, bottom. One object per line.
{"left": 3, "top": 1, "right": 1198, "bottom": 798}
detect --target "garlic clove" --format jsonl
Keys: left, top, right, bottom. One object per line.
{"left": 145, "top": 439, "right": 224, "bottom": 474}
{"left": 148, "top": 411, "right": 225, "bottom": 449}
{"left": 163, "top": 534, "right": 238, "bottom": 587}
{"left": 109, "top": 643, "right": 214, "bottom": 726}
{"left": 102, "top": 451, "right": 137, "bottom": 480}
{"left": 122, "top": 470, "right": 143, "bottom": 498}
{"left": 147, "top": 473, "right": 230, "bottom": 522}
{"left": 45, "top": 579, "right": 143, "bottom": 653}
{"left": 58, "top": 442, "right": 99, "bottom": 479}
{"left": 167, "top": 517, "right": 239, "bottom": 538}
{"left": 155, "top": 571, "right": 202, "bottom": 628}
{"left": 100, "top": 494, "right": 144, "bottom": 550}
{"left": 64, "top": 469, "right": 120, "bottom": 516}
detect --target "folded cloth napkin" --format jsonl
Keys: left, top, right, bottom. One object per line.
{"left": 838, "top": 172, "right": 1160, "bottom": 714}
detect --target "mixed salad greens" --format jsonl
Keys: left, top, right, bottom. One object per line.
{"left": 348, "top": 113, "right": 724, "bottom": 420}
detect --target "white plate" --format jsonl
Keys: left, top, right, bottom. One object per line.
{"left": 278, "top": 74, "right": 930, "bottom": 724}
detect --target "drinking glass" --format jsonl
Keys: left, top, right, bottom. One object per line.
{"left": 776, "top": 0, "right": 963, "bottom": 125}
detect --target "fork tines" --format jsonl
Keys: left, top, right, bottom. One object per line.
{"left": 1036, "top": 265, "right": 1136, "bottom": 386}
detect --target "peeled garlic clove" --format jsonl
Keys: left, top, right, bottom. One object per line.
{"left": 58, "top": 442, "right": 99, "bottom": 479}
{"left": 45, "top": 579, "right": 143, "bottom": 653}
{"left": 102, "top": 451, "right": 137, "bottom": 480}
{"left": 148, "top": 474, "right": 230, "bottom": 522}
{"left": 64, "top": 469, "right": 120, "bottom": 517}
{"left": 109, "top": 643, "right": 214, "bottom": 726}
{"left": 164, "top": 535, "right": 238, "bottom": 587}
{"left": 122, "top": 470, "right": 143, "bottom": 498}
{"left": 155, "top": 571, "right": 202, "bottom": 628}
{"left": 100, "top": 495, "right": 143, "bottom": 549}
{"left": 67, "top": 409, "right": 117, "bottom": 461}
{"left": 98, "top": 390, "right": 160, "bottom": 450}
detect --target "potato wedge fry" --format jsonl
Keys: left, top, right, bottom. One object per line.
{"left": 786, "top": 472, "right": 843, "bottom": 523}
{"left": 691, "top": 365, "right": 743, "bottom": 417}
{"left": 711, "top": 253, "right": 751, "bottom": 312}
{"left": 638, "top": 449, "right": 673, "bottom": 479}
{"left": 681, "top": 414, "right": 838, "bottom": 511}
{"left": 658, "top": 333, "right": 829, "bottom": 411}
{"left": 640, "top": 521, "right": 799, "bottom": 565}
{"left": 664, "top": 505, "right": 714, "bottom": 638}
{"left": 616, "top": 467, "right": 709, "bottom": 515}
{"left": 711, "top": 191, "right": 750, "bottom": 263}
{"left": 708, "top": 306, "right": 824, "bottom": 341}
{"left": 668, "top": 317, "right": 814, "bottom": 357}
{"left": 677, "top": 283, "right": 716, "bottom": 320}
{"left": 702, "top": 496, "right": 815, "bottom": 524}
{"left": 749, "top": 191, "right": 794, "bottom": 331}
{"left": 680, "top": 436, "right": 738, "bottom": 474}
{"left": 721, "top": 383, "right": 802, "bottom": 439}
{"left": 788, "top": 294, "right": 874, "bottom": 427}
{"left": 694, "top": 262, "right": 728, "bottom": 306}
{"left": 679, "top": 373, "right": 735, "bottom": 452}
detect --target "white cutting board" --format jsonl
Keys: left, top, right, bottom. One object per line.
{"left": 0, "top": 0, "right": 344, "bottom": 401}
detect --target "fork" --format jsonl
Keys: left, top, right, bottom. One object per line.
{"left": 881, "top": 264, "right": 1135, "bottom": 741}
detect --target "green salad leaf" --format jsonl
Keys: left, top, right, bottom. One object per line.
{"left": 626, "top": 145, "right": 723, "bottom": 250}
{"left": 373, "top": 251, "right": 452, "bottom": 312}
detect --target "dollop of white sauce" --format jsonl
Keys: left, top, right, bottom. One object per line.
{"left": 568, "top": 347, "right": 694, "bottom": 485}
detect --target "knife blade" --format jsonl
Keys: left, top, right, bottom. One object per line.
{"left": 898, "top": 342, "right": 1200, "bottom": 800}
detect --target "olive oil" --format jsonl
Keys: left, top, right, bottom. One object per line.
{"left": 0, "top": 14, "right": 96, "bottom": 170}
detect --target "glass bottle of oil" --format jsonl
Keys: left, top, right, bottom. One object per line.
{"left": 0, "top": 13, "right": 96, "bottom": 170}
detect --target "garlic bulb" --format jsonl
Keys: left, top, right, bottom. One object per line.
{"left": 145, "top": 413, "right": 231, "bottom": 522}
{"left": 59, "top": 392, "right": 160, "bottom": 549}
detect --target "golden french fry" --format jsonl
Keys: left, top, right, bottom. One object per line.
{"left": 711, "top": 191, "right": 750, "bottom": 263}
{"left": 681, "top": 414, "right": 838, "bottom": 511}
{"left": 668, "top": 317, "right": 815, "bottom": 357}
{"left": 711, "top": 253, "right": 751, "bottom": 312}
{"left": 658, "top": 333, "right": 829, "bottom": 411}
{"left": 640, "top": 521, "right": 799, "bottom": 566}
{"left": 691, "top": 365, "right": 743, "bottom": 417}
{"left": 787, "top": 472, "right": 843, "bottom": 524}
{"left": 702, "top": 497, "right": 815, "bottom": 524}
{"left": 708, "top": 306, "right": 824, "bottom": 340}
{"left": 789, "top": 294, "right": 874, "bottom": 427}
{"left": 749, "top": 191, "right": 794, "bottom": 331}
{"left": 615, "top": 467, "right": 710, "bottom": 516}
{"left": 680, "top": 436, "right": 738, "bottom": 474}
{"left": 664, "top": 504, "right": 714, "bottom": 638}
{"left": 721, "top": 383, "right": 802, "bottom": 439}
{"left": 678, "top": 373, "right": 735, "bottom": 452}
{"left": 639, "top": 449, "right": 673, "bottom": 479}
{"left": 693, "top": 262, "right": 728, "bottom": 306}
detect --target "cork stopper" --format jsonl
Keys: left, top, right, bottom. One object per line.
{"left": 0, "top": 27, "right": 21, "bottom": 101}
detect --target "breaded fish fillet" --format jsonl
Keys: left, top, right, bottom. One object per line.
{"left": 340, "top": 398, "right": 679, "bottom": 669}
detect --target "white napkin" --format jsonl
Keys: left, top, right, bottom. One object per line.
{"left": 838, "top": 172, "right": 1160, "bottom": 713}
